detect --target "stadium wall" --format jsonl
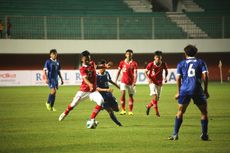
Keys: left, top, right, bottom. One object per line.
{"left": 0, "top": 39, "right": 230, "bottom": 84}
{"left": 0, "top": 39, "right": 230, "bottom": 54}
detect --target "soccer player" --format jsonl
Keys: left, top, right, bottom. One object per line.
{"left": 168, "top": 45, "right": 210, "bottom": 141}
{"left": 43, "top": 49, "right": 64, "bottom": 111}
{"left": 58, "top": 51, "right": 109, "bottom": 128}
{"left": 115, "top": 49, "right": 138, "bottom": 115}
{"left": 145, "top": 51, "right": 168, "bottom": 117}
{"left": 96, "top": 60, "right": 122, "bottom": 126}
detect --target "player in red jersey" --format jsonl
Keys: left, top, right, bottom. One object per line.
{"left": 145, "top": 51, "right": 168, "bottom": 117}
{"left": 58, "top": 50, "right": 110, "bottom": 128}
{"left": 115, "top": 49, "right": 138, "bottom": 115}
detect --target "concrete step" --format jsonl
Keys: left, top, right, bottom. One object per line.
{"left": 167, "top": 13, "right": 208, "bottom": 38}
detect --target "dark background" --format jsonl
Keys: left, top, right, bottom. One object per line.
{"left": 0, "top": 52, "right": 230, "bottom": 81}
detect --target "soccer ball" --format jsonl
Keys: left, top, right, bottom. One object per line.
{"left": 86, "top": 120, "right": 98, "bottom": 129}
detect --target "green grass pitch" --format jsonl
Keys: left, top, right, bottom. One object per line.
{"left": 0, "top": 82, "right": 230, "bottom": 153}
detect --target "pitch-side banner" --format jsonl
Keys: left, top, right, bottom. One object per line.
{"left": 0, "top": 69, "right": 177, "bottom": 86}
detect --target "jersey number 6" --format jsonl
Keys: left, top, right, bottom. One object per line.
{"left": 188, "top": 64, "right": 195, "bottom": 77}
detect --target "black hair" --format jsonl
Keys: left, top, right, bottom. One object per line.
{"left": 50, "top": 49, "right": 57, "bottom": 54}
{"left": 81, "top": 50, "right": 91, "bottom": 57}
{"left": 184, "top": 45, "right": 198, "bottom": 57}
{"left": 97, "top": 59, "right": 107, "bottom": 65}
{"left": 126, "top": 49, "right": 133, "bottom": 54}
{"left": 154, "top": 50, "right": 163, "bottom": 57}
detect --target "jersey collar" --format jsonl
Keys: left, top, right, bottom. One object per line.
{"left": 125, "top": 59, "right": 133, "bottom": 64}
{"left": 50, "top": 58, "right": 57, "bottom": 62}
{"left": 154, "top": 61, "right": 162, "bottom": 67}
{"left": 186, "top": 57, "right": 196, "bottom": 59}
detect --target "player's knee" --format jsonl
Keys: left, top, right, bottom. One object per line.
{"left": 50, "top": 89, "right": 56, "bottom": 94}
{"left": 176, "top": 110, "right": 184, "bottom": 118}
{"left": 201, "top": 111, "right": 208, "bottom": 119}
{"left": 201, "top": 115, "right": 208, "bottom": 120}
{"left": 97, "top": 98, "right": 104, "bottom": 106}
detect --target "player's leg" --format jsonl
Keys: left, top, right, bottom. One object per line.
{"left": 146, "top": 83, "right": 159, "bottom": 116}
{"left": 106, "top": 108, "right": 122, "bottom": 126}
{"left": 106, "top": 93, "right": 119, "bottom": 112}
{"left": 111, "top": 98, "right": 119, "bottom": 112}
{"left": 119, "top": 83, "right": 126, "bottom": 115}
{"left": 169, "top": 95, "right": 190, "bottom": 140}
{"left": 154, "top": 85, "right": 162, "bottom": 117}
{"left": 49, "top": 88, "right": 57, "bottom": 111}
{"left": 59, "top": 91, "right": 88, "bottom": 121}
{"left": 89, "top": 91, "right": 104, "bottom": 121}
{"left": 194, "top": 96, "right": 209, "bottom": 140}
{"left": 46, "top": 80, "right": 57, "bottom": 111}
{"left": 128, "top": 94, "right": 134, "bottom": 115}
{"left": 127, "top": 85, "right": 135, "bottom": 115}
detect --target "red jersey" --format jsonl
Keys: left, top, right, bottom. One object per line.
{"left": 80, "top": 61, "right": 97, "bottom": 92}
{"left": 118, "top": 60, "right": 138, "bottom": 85}
{"left": 146, "top": 61, "right": 168, "bottom": 86}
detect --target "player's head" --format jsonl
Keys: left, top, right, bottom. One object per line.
{"left": 98, "top": 59, "right": 107, "bottom": 66}
{"left": 81, "top": 50, "right": 91, "bottom": 65}
{"left": 97, "top": 59, "right": 107, "bottom": 72}
{"left": 184, "top": 45, "right": 198, "bottom": 57}
{"left": 125, "top": 49, "right": 133, "bottom": 60}
{"left": 154, "top": 50, "right": 163, "bottom": 64}
{"left": 50, "top": 49, "right": 57, "bottom": 60}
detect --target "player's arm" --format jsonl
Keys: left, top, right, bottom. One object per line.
{"left": 115, "top": 68, "right": 121, "bottom": 83}
{"left": 144, "top": 69, "right": 152, "bottom": 84}
{"left": 95, "top": 61, "right": 113, "bottom": 69}
{"left": 83, "top": 76, "right": 94, "bottom": 91}
{"left": 133, "top": 69, "right": 137, "bottom": 86}
{"left": 164, "top": 65, "right": 168, "bottom": 83}
{"left": 42, "top": 69, "right": 49, "bottom": 84}
{"left": 175, "top": 74, "right": 181, "bottom": 100}
{"left": 96, "top": 87, "right": 113, "bottom": 93}
{"left": 202, "top": 72, "right": 209, "bottom": 99}
{"left": 58, "top": 70, "right": 64, "bottom": 85}
{"left": 109, "top": 80, "right": 120, "bottom": 89}
{"left": 43, "top": 60, "right": 49, "bottom": 84}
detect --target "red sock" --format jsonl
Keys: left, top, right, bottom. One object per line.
{"left": 90, "top": 105, "right": 102, "bottom": 119}
{"left": 147, "top": 99, "right": 155, "bottom": 108}
{"left": 64, "top": 104, "right": 73, "bottom": 115}
{"left": 152, "top": 100, "right": 159, "bottom": 113}
{"left": 120, "top": 97, "right": 126, "bottom": 111}
{"left": 129, "top": 97, "right": 134, "bottom": 112}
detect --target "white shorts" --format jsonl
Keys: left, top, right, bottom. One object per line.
{"left": 70, "top": 90, "right": 104, "bottom": 107}
{"left": 149, "top": 83, "right": 162, "bottom": 99}
{"left": 120, "top": 83, "right": 136, "bottom": 95}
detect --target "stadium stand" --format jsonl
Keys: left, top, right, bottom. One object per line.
{"left": 193, "top": 0, "right": 230, "bottom": 13}
{"left": 0, "top": 0, "right": 133, "bottom": 16}
{"left": 0, "top": 0, "right": 229, "bottom": 39}
{"left": 0, "top": 0, "right": 188, "bottom": 39}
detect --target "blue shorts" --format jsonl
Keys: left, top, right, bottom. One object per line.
{"left": 178, "top": 94, "right": 207, "bottom": 105}
{"left": 48, "top": 79, "right": 58, "bottom": 89}
{"left": 101, "top": 92, "right": 118, "bottom": 109}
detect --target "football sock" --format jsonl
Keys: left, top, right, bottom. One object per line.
{"left": 129, "top": 97, "right": 134, "bottom": 112}
{"left": 50, "top": 94, "right": 56, "bottom": 107}
{"left": 120, "top": 97, "right": 126, "bottom": 111}
{"left": 147, "top": 99, "right": 155, "bottom": 108}
{"left": 201, "top": 119, "right": 208, "bottom": 135}
{"left": 90, "top": 105, "right": 102, "bottom": 119}
{"left": 152, "top": 100, "right": 159, "bottom": 114}
{"left": 109, "top": 111, "right": 121, "bottom": 126}
{"left": 173, "top": 116, "right": 183, "bottom": 135}
{"left": 64, "top": 104, "right": 73, "bottom": 115}
{"left": 47, "top": 94, "right": 53, "bottom": 104}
